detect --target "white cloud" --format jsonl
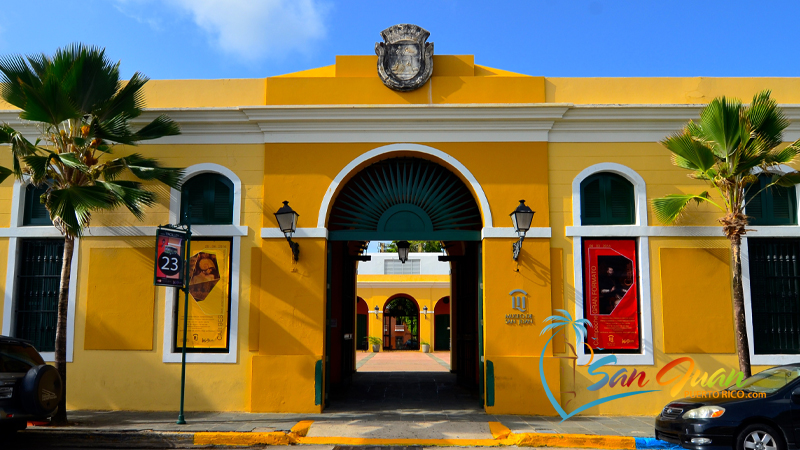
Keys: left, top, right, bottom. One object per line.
{"left": 167, "top": 0, "right": 328, "bottom": 61}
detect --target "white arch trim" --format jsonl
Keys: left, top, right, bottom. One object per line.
{"left": 164, "top": 163, "right": 243, "bottom": 363}
{"left": 571, "top": 163, "right": 648, "bottom": 227}
{"left": 316, "top": 143, "right": 494, "bottom": 229}
{"left": 570, "top": 163, "right": 653, "bottom": 366}
{"left": 169, "top": 163, "right": 244, "bottom": 230}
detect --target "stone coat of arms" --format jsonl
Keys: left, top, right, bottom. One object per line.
{"left": 375, "top": 24, "right": 434, "bottom": 92}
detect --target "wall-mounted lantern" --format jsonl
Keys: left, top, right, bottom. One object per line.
{"left": 510, "top": 200, "right": 535, "bottom": 261}
{"left": 274, "top": 201, "right": 300, "bottom": 262}
{"left": 422, "top": 305, "right": 434, "bottom": 318}
{"left": 369, "top": 305, "right": 381, "bottom": 318}
{"left": 397, "top": 240, "right": 410, "bottom": 264}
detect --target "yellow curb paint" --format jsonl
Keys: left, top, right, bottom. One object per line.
{"left": 193, "top": 431, "right": 297, "bottom": 446}
{"left": 192, "top": 424, "right": 637, "bottom": 449}
{"left": 290, "top": 420, "right": 314, "bottom": 437}
{"left": 296, "top": 436, "right": 504, "bottom": 446}
{"left": 514, "top": 432, "right": 636, "bottom": 450}
{"left": 489, "top": 422, "right": 512, "bottom": 440}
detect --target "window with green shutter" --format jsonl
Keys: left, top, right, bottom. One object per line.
{"left": 23, "top": 184, "right": 52, "bottom": 226}
{"left": 14, "top": 239, "right": 63, "bottom": 351}
{"left": 180, "top": 173, "right": 234, "bottom": 225}
{"left": 748, "top": 238, "right": 800, "bottom": 354}
{"left": 746, "top": 176, "right": 797, "bottom": 226}
{"left": 580, "top": 173, "right": 635, "bottom": 225}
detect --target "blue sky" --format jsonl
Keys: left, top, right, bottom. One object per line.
{"left": 2, "top": 1, "right": 799, "bottom": 80}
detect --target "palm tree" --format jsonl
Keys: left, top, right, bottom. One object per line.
{"left": 0, "top": 44, "right": 183, "bottom": 424}
{"left": 652, "top": 90, "right": 800, "bottom": 378}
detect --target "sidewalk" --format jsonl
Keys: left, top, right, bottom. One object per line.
{"left": 8, "top": 353, "right": 676, "bottom": 449}
{"left": 8, "top": 410, "right": 673, "bottom": 449}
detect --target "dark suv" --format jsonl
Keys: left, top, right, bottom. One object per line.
{"left": 0, "top": 336, "right": 62, "bottom": 434}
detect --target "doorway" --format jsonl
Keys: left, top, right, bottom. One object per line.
{"left": 323, "top": 156, "right": 485, "bottom": 411}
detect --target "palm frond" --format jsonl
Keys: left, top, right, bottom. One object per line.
{"left": 662, "top": 131, "right": 716, "bottom": 172}
{"left": 540, "top": 322, "right": 568, "bottom": 336}
{"left": 96, "top": 180, "right": 156, "bottom": 220}
{"left": 764, "top": 142, "right": 799, "bottom": 166}
{"left": 133, "top": 114, "right": 181, "bottom": 141}
{"left": 0, "top": 166, "right": 12, "bottom": 184}
{"left": 746, "top": 90, "right": 787, "bottom": 150}
{"left": 95, "top": 71, "right": 146, "bottom": 122}
{"left": 771, "top": 172, "right": 800, "bottom": 188}
{"left": 652, "top": 192, "right": 715, "bottom": 224}
{"left": 46, "top": 185, "right": 115, "bottom": 237}
{"left": 22, "top": 154, "right": 55, "bottom": 183}
{"left": 698, "top": 96, "right": 744, "bottom": 158}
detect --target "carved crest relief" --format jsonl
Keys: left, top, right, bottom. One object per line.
{"left": 375, "top": 24, "right": 434, "bottom": 92}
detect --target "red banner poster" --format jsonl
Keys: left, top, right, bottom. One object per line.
{"left": 583, "top": 239, "right": 640, "bottom": 350}
{"left": 155, "top": 229, "right": 186, "bottom": 287}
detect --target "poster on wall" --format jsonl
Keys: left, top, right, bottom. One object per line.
{"left": 175, "top": 239, "right": 232, "bottom": 352}
{"left": 583, "top": 239, "right": 640, "bottom": 351}
{"left": 154, "top": 228, "right": 187, "bottom": 287}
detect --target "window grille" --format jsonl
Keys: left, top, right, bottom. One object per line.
{"left": 748, "top": 238, "right": 800, "bottom": 354}
{"left": 14, "top": 239, "right": 63, "bottom": 351}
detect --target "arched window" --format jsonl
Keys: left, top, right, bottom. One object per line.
{"left": 180, "top": 173, "right": 234, "bottom": 225}
{"left": 580, "top": 172, "right": 635, "bottom": 225}
{"left": 746, "top": 176, "right": 797, "bottom": 226}
{"left": 23, "top": 184, "right": 52, "bottom": 226}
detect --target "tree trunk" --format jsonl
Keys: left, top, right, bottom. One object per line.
{"left": 730, "top": 235, "right": 752, "bottom": 379}
{"left": 51, "top": 236, "right": 74, "bottom": 426}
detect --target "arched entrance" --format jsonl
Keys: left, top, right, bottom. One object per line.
{"left": 382, "top": 296, "right": 420, "bottom": 350}
{"left": 324, "top": 155, "right": 484, "bottom": 411}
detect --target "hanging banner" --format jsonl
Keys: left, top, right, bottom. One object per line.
{"left": 583, "top": 239, "right": 640, "bottom": 351}
{"left": 175, "top": 239, "right": 232, "bottom": 351}
{"left": 155, "top": 228, "right": 187, "bottom": 287}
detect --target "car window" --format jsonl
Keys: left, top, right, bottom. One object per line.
{"left": 0, "top": 342, "right": 44, "bottom": 373}
{"left": 729, "top": 366, "right": 800, "bottom": 394}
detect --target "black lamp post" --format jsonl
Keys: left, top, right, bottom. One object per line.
{"left": 397, "top": 240, "right": 410, "bottom": 264}
{"left": 275, "top": 201, "right": 300, "bottom": 262}
{"left": 510, "top": 200, "right": 535, "bottom": 261}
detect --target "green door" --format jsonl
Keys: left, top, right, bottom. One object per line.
{"left": 356, "top": 314, "right": 367, "bottom": 350}
{"left": 435, "top": 314, "right": 450, "bottom": 351}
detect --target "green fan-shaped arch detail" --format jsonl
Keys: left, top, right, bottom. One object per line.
{"left": 328, "top": 157, "right": 482, "bottom": 241}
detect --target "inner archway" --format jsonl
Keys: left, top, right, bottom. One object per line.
{"left": 382, "top": 296, "right": 420, "bottom": 350}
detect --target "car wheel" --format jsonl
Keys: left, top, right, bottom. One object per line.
{"left": 737, "top": 424, "right": 784, "bottom": 450}
{"left": 21, "top": 364, "right": 62, "bottom": 417}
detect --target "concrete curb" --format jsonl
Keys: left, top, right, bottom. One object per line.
{"left": 11, "top": 421, "right": 682, "bottom": 449}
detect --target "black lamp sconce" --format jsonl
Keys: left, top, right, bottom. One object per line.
{"left": 397, "top": 240, "right": 410, "bottom": 264}
{"left": 274, "top": 201, "right": 300, "bottom": 262}
{"left": 510, "top": 200, "right": 535, "bottom": 261}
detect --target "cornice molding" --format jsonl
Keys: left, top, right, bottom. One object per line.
{"left": 2, "top": 103, "right": 799, "bottom": 144}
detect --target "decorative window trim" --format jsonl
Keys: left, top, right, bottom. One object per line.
{"left": 2, "top": 180, "right": 78, "bottom": 362}
{"left": 742, "top": 164, "right": 800, "bottom": 363}
{"left": 162, "top": 163, "right": 242, "bottom": 364}
{"left": 571, "top": 163, "right": 654, "bottom": 365}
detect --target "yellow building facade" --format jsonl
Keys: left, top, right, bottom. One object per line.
{"left": 2, "top": 44, "right": 800, "bottom": 416}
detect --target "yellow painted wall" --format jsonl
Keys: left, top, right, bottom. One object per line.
{"left": 660, "top": 248, "right": 735, "bottom": 354}
{"left": 85, "top": 247, "right": 155, "bottom": 350}
{"left": 250, "top": 238, "right": 327, "bottom": 412}
{"left": 546, "top": 77, "right": 800, "bottom": 104}
{"left": 483, "top": 237, "right": 561, "bottom": 415}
